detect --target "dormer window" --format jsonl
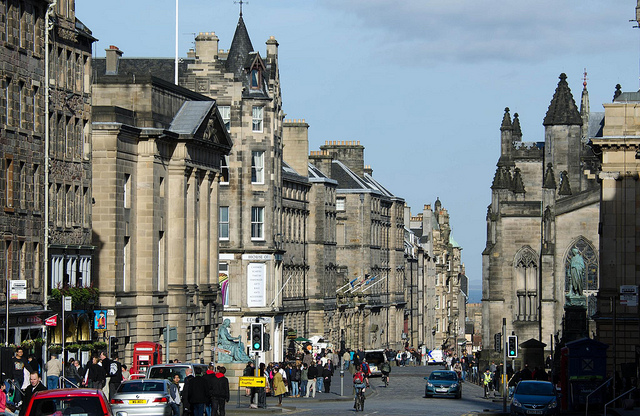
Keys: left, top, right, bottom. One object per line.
{"left": 250, "top": 69, "right": 260, "bottom": 89}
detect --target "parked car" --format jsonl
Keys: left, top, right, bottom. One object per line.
{"left": 147, "top": 362, "right": 208, "bottom": 390}
{"left": 364, "top": 349, "right": 387, "bottom": 376}
{"left": 23, "top": 388, "right": 113, "bottom": 416}
{"left": 510, "top": 380, "right": 559, "bottom": 416}
{"left": 424, "top": 370, "right": 462, "bottom": 399}
{"left": 110, "top": 379, "right": 173, "bottom": 416}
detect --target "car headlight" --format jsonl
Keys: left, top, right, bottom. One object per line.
{"left": 427, "top": 382, "right": 433, "bottom": 387}
{"left": 548, "top": 400, "right": 558, "bottom": 409}
{"left": 512, "top": 398, "right": 522, "bottom": 407}
{"left": 450, "top": 383, "right": 459, "bottom": 388}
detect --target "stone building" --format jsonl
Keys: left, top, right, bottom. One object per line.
{"left": 482, "top": 74, "right": 601, "bottom": 364}
{"left": 1, "top": 0, "right": 48, "bottom": 345}
{"left": 91, "top": 49, "right": 232, "bottom": 362}
{"left": 406, "top": 201, "right": 467, "bottom": 353}
{"left": 309, "top": 141, "right": 406, "bottom": 350}
{"left": 1, "top": 0, "right": 94, "bottom": 348}
{"left": 591, "top": 84, "right": 640, "bottom": 377}
{"left": 47, "top": 0, "right": 96, "bottom": 346}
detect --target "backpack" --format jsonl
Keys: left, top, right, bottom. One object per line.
{"left": 361, "top": 362, "right": 369, "bottom": 374}
{"left": 353, "top": 371, "right": 364, "bottom": 384}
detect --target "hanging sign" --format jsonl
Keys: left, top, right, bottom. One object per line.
{"left": 45, "top": 315, "right": 58, "bottom": 326}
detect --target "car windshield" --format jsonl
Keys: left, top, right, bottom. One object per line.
{"left": 365, "top": 352, "right": 384, "bottom": 365}
{"left": 31, "top": 397, "right": 104, "bottom": 416}
{"left": 516, "top": 383, "right": 555, "bottom": 396}
{"left": 118, "top": 381, "right": 166, "bottom": 393}
{"left": 148, "top": 366, "right": 187, "bottom": 382}
{"left": 430, "top": 372, "right": 458, "bottom": 381}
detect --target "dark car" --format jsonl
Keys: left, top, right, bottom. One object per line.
{"left": 510, "top": 380, "right": 559, "bottom": 416}
{"left": 424, "top": 370, "right": 461, "bottom": 399}
{"left": 23, "top": 388, "right": 113, "bottom": 416}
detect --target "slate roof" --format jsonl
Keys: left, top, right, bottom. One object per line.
{"left": 543, "top": 73, "right": 582, "bottom": 126}
{"left": 169, "top": 101, "right": 216, "bottom": 135}
{"left": 282, "top": 161, "right": 309, "bottom": 185}
{"left": 226, "top": 15, "right": 254, "bottom": 78}
{"left": 93, "top": 57, "right": 194, "bottom": 83}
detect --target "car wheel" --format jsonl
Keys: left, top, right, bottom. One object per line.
{"left": 456, "top": 392, "right": 462, "bottom": 399}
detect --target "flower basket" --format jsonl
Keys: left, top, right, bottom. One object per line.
{"left": 49, "top": 345, "right": 62, "bottom": 353}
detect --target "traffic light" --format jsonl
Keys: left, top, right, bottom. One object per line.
{"left": 251, "top": 323, "right": 263, "bottom": 352}
{"left": 507, "top": 335, "right": 518, "bottom": 358}
{"left": 494, "top": 333, "right": 502, "bottom": 352}
{"left": 109, "top": 336, "right": 119, "bottom": 355}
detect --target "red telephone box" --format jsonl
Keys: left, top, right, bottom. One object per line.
{"left": 131, "top": 342, "right": 163, "bottom": 378}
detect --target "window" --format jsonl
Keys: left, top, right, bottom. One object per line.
{"left": 123, "top": 236, "right": 130, "bottom": 291}
{"left": 220, "top": 155, "right": 229, "bottom": 184}
{"left": 18, "top": 81, "right": 23, "bottom": 129}
{"left": 251, "top": 151, "right": 264, "bottom": 184}
{"left": 252, "top": 106, "right": 263, "bottom": 132}
{"left": 33, "top": 164, "right": 40, "bottom": 209}
{"left": 219, "top": 263, "right": 229, "bottom": 306}
{"left": 123, "top": 174, "right": 131, "bottom": 208}
{"left": 336, "top": 197, "right": 346, "bottom": 211}
{"left": 219, "top": 206, "right": 229, "bottom": 240}
{"left": 250, "top": 69, "right": 260, "bottom": 89}
{"left": 251, "top": 207, "right": 264, "bottom": 240}
{"left": 5, "top": 77, "right": 11, "bottom": 125}
{"left": 219, "top": 106, "right": 230, "bottom": 132}
{"left": 18, "top": 162, "right": 25, "bottom": 209}
{"left": 5, "top": 157, "right": 13, "bottom": 209}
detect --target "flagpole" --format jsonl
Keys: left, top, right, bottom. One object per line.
{"left": 175, "top": 0, "right": 178, "bottom": 84}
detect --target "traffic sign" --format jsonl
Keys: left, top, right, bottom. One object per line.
{"left": 239, "top": 376, "right": 266, "bottom": 387}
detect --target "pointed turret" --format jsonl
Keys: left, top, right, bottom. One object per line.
{"left": 500, "top": 107, "right": 513, "bottom": 162}
{"left": 580, "top": 70, "right": 589, "bottom": 140}
{"left": 543, "top": 73, "right": 582, "bottom": 126}
{"left": 558, "top": 171, "right": 572, "bottom": 195}
{"left": 225, "top": 15, "right": 254, "bottom": 78}
{"left": 512, "top": 113, "right": 522, "bottom": 142}
{"left": 512, "top": 168, "right": 525, "bottom": 194}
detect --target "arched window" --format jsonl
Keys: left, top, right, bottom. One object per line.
{"left": 514, "top": 246, "right": 538, "bottom": 321}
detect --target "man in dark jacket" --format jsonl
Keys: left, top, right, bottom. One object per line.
{"left": 181, "top": 368, "right": 194, "bottom": 416}
{"left": 202, "top": 365, "right": 217, "bottom": 414}
{"left": 211, "top": 366, "right": 230, "bottom": 416}
{"left": 19, "top": 372, "right": 47, "bottom": 416}
{"left": 188, "top": 369, "right": 210, "bottom": 416}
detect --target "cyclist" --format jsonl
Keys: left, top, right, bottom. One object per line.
{"left": 353, "top": 365, "right": 367, "bottom": 410}
{"left": 380, "top": 360, "right": 391, "bottom": 386}
{"left": 483, "top": 368, "right": 493, "bottom": 398}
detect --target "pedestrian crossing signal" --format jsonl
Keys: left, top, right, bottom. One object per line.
{"left": 507, "top": 335, "right": 518, "bottom": 358}
{"left": 251, "top": 323, "right": 263, "bottom": 352}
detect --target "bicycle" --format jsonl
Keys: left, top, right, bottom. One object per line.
{"left": 382, "top": 372, "right": 389, "bottom": 387}
{"left": 354, "top": 385, "right": 366, "bottom": 411}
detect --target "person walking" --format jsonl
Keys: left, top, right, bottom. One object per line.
{"left": 322, "top": 364, "right": 332, "bottom": 393}
{"left": 44, "top": 354, "right": 62, "bottom": 390}
{"left": 300, "top": 364, "right": 308, "bottom": 398}
{"left": 181, "top": 368, "right": 194, "bottom": 416}
{"left": 211, "top": 366, "right": 229, "bottom": 416}
{"left": 188, "top": 367, "right": 210, "bottom": 416}
{"left": 168, "top": 373, "right": 181, "bottom": 416}
{"left": 272, "top": 365, "right": 286, "bottom": 406}
{"left": 65, "top": 358, "right": 81, "bottom": 388}
{"left": 290, "top": 364, "right": 301, "bottom": 397}
{"left": 305, "top": 362, "right": 317, "bottom": 398}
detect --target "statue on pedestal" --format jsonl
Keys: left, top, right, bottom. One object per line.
{"left": 566, "top": 248, "right": 586, "bottom": 307}
{"left": 217, "top": 319, "right": 251, "bottom": 363}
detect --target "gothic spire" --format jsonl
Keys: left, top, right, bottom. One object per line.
{"left": 543, "top": 163, "right": 557, "bottom": 189}
{"left": 225, "top": 14, "right": 254, "bottom": 78}
{"left": 512, "top": 167, "right": 525, "bottom": 194}
{"left": 558, "top": 170, "right": 572, "bottom": 195}
{"left": 580, "top": 69, "right": 589, "bottom": 140}
{"left": 512, "top": 113, "right": 522, "bottom": 140}
{"left": 543, "top": 73, "right": 582, "bottom": 126}
{"left": 501, "top": 107, "right": 512, "bottom": 131}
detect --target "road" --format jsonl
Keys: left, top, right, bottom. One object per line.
{"left": 245, "top": 364, "right": 506, "bottom": 415}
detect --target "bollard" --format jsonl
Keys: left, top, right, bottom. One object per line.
{"left": 340, "top": 370, "right": 344, "bottom": 396}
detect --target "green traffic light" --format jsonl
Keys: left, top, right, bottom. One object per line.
{"left": 253, "top": 343, "right": 260, "bottom": 349}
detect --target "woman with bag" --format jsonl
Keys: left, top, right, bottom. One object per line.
{"left": 272, "top": 365, "right": 286, "bottom": 406}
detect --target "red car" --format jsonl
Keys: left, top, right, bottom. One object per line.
{"left": 22, "top": 388, "right": 113, "bottom": 416}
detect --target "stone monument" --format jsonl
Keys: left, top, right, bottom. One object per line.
{"left": 217, "top": 319, "right": 251, "bottom": 363}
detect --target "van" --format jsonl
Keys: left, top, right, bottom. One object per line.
{"left": 146, "top": 362, "right": 209, "bottom": 390}
{"left": 427, "top": 349, "right": 445, "bottom": 365}
{"left": 364, "top": 349, "right": 387, "bottom": 376}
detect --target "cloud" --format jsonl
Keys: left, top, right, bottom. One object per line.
{"left": 319, "top": 0, "right": 635, "bottom": 65}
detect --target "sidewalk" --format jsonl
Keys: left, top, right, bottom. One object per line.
{"left": 226, "top": 372, "right": 369, "bottom": 413}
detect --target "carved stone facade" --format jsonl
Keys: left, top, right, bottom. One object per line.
{"left": 0, "top": 0, "right": 48, "bottom": 344}
{"left": 482, "top": 74, "right": 600, "bottom": 366}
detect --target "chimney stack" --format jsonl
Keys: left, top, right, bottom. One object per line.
{"left": 105, "top": 45, "right": 123, "bottom": 75}
{"left": 195, "top": 32, "right": 219, "bottom": 62}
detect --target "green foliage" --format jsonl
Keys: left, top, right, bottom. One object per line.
{"left": 51, "top": 287, "right": 100, "bottom": 309}
{"left": 93, "top": 341, "right": 107, "bottom": 351}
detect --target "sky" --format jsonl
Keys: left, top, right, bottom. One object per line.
{"left": 76, "top": 0, "right": 640, "bottom": 303}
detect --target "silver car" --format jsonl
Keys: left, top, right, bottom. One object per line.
{"left": 110, "top": 379, "right": 173, "bottom": 416}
